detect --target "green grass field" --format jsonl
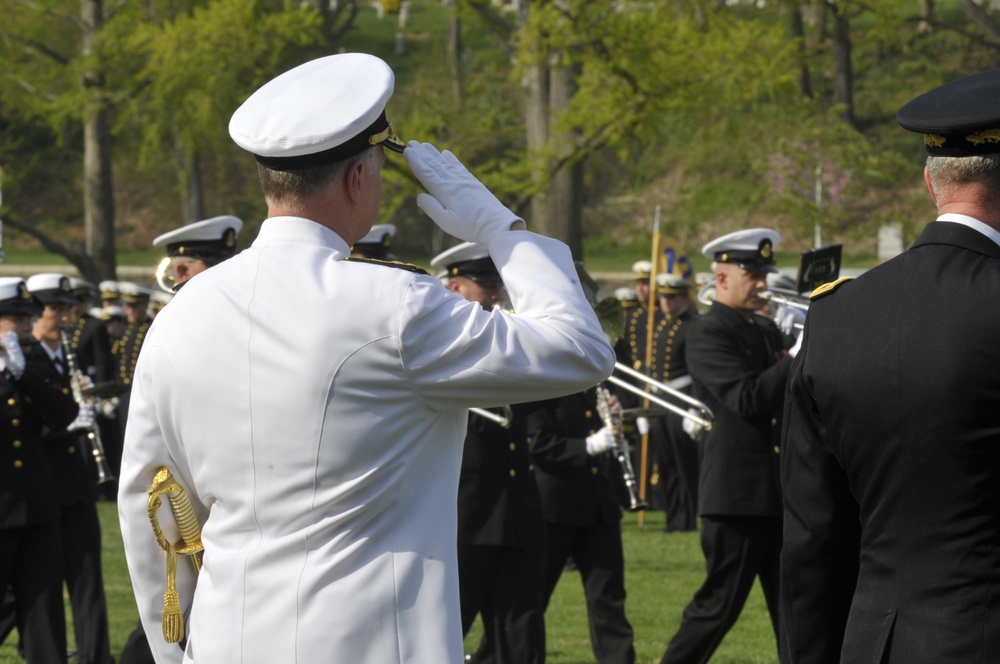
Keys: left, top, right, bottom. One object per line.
{"left": 1, "top": 503, "right": 780, "bottom": 663}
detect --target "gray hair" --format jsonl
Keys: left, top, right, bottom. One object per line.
{"left": 926, "top": 153, "right": 1000, "bottom": 195}
{"left": 257, "top": 147, "right": 380, "bottom": 208}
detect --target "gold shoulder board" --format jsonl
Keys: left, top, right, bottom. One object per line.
{"left": 809, "top": 276, "right": 854, "bottom": 301}
{"left": 344, "top": 256, "right": 430, "bottom": 275}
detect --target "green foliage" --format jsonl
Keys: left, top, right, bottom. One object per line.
{"left": 112, "top": 0, "right": 325, "bottom": 168}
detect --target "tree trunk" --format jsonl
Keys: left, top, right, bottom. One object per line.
{"left": 524, "top": 60, "right": 550, "bottom": 233}
{"left": 448, "top": 2, "right": 463, "bottom": 106}
{"left": 788, "top": 1, "right": 813, "bottom": 99}
{"left": 828, "top": 1, "right": 857, "bottom": 129}
{"left": 174, "top": 135, "right": 205, "bottom": 223}
{"left": 82, "top": 0, "right": 117, "bottom": 282}
{"left": 919, "top": 0, "right": 934, "bottom": 33}
{"left": 547, "top": 63, "right": 582, "bottom": 259}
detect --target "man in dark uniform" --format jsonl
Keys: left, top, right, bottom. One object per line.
{"left": 0, "top": 277, "right": 78, "bottom": 663}
{"left": 350, "top": 223, "right": 397, "bottom": 260}
{"left": 25, "top": 273, "right": 114, "bottom": 664}
{"left": 645, "top": 273, "right": 699, "bottom": 532}
{"left": 527, "top": 387, "right": 636, "bottom": 664}
{"left": 659, "top": 228, "right": 798, "bottom": 664}
{"left": 781, "top": 69, "right": 1000, "bottom": 664}
{"left": 432, "top": 241, "right": 546, "bottom": 664}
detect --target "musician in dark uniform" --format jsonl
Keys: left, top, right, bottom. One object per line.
{"left": 25, "top": 273, "right": 114, "bottom": 664}
{"left": 112, "top": 281, "right": 151, "bottom": 484}
{"left": 66, "top": 278, "right": 118, "bottom": 501}
{"left": 350, "top": 223, "right": 397, "bottom": 260}
{"left": 152, "top": 215, "right": 244, "bottom": 293}
{"left": 781, "top": 69, "right": 1000, "bottom": 664}
{"left": 646, "top": 273, "right": 699, "bottom": 532}
{"left": 430, "top": 242, "right": 547, "bottom": 664}
{"left": 527, "top": 388, "right": 636, "bottom": 664}
{"left": 0, "top": 278, "right": 78, "bottom": 663}
{"left": 659, "top": 229, "right": 798, "bottom": 664}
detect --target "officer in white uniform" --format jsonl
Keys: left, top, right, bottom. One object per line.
{"left": 118, "top": 52, "right": 615, "bottom": 664}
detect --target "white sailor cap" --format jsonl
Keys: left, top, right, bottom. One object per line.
{"left": 656, "top": 274, "right": 694, "bottom": 295}
{"left": 702, "top": 228, "right": 780, "bottom": 274}
{"left": 614, "top": 287, "right": 638, "bottom": 303}
{"left": 631, "top": 260, "right": 652, "bottom": 280}
{"left": 98, "top": 280, "right": 121, "bottom": 300}
{"left": 118, "top": 282, "right": 152, "bottom": 304}
{"left": 26, "top": 273, "right": 79, "bottom": 305}
{"left": 102, "top": 305, "right": 125, "bottom": 321}
{"left": 229, "top": 53, "right": 406, "bottom": 171}
{"left": 0, "top": 277, "right": 43, "bottom": 317}
{"left": 430, "top": 242, "right": 501, "bottom": 283}
{"left": 351, "top": 224, "right": 396, "bottom": 260}
{"left": 152, "top": 215, "right": 243, "bottom": 262}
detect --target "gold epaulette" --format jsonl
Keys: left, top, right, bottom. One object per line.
{"left": 809, "top": 276, "right": 854, "bottom": 301}
{"left": 344, "top": 256, "right": 429, "bottom": 275}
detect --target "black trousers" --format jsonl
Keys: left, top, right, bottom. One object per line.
{"left": 61, "top": 501, "right": 114, "bottom": 664}
{"left": 459, "top": 543, "right": 546, "bottom": 664}
{"left": 650, "top": 412, "right": 699, "bottom": 532}
{"left": 543, "top": 519, "right": 635, "bottom": 664}
{"left": 660, "top": 515, "right": 784, "bottom": 664}
{"left": 0, "top": 521, "right": 67, "bottom": 663}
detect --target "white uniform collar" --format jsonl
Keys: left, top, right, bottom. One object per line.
{"left": 937, "top": 213, "right": 1000, "bottom": 249}
{"left": 252, "top": 216, "right": 351, "bottom": 257}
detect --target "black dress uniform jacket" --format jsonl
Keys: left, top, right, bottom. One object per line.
{"left": 781, "top": 221, "right": 1000, "bottom": 664}
{"left": 687, "top": 302, "right": 791, "bottom": 517}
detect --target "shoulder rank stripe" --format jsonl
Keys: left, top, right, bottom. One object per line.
{"left": 344, "top": 256, "right": 429, "bottom": 275}
{"left": 809, "top": 276, "right": 854, "bottom": 301}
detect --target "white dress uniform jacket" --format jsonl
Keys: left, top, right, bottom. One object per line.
{"left": 119, "top": 217, "right": 615, "bottom": 664}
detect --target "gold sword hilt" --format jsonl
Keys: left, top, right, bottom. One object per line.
{"left": 148, "top": 467, "right": 204, "bottom": 643}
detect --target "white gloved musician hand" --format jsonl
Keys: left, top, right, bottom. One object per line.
{"left": 67, "top": 402, "right": 96, "bottom": 432}
{"left": 0, "top": 330, "right": 26, "bottom": 379}
{"left": 404, "top": 141, "right": 523, "bottom": 245}
{"left": 776, "top": 305, "right": 807, "bottom": 336}
{"left": 788, "top": 328, "right": 805, "bottom": 359}
{"left": 585, "top": 426, "right": 619, "bottom": 456}
{"left": 636, "top": 416, "right": 650, "bottom": 436}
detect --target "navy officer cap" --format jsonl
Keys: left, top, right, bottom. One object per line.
{"left": 351, "top": 224, "right": 397, "bottom": 260}
{"left": 0, "top": 277, "right": 44, "bottom": 317}
{"left": 430, "top": 242, "right": 502, "bottom": 283}
{"left": 897, "top": 69, "right": 1000, "bottom": 156}
{"left": 152, "top": 215, "right": 243, "bottom": 262}
{"left": 229, "top": 53, "right": 406, "bottom": 171}
{"left": 26, "top": 273, "right": 80, "bottom": 305}
{"left": 702, "top": 228, "right": 781, "bottom": 274}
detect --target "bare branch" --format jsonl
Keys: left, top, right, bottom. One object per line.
{"left": 1, "top": 72, "right": 60, "bottom": 102}
{"left": 466, "top": 0, "right": 518, "bottom": 35}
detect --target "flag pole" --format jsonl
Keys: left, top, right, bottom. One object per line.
{"left": 637, "top": 205, "right": 661, "bottom": 527}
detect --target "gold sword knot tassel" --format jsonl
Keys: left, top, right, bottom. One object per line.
{"left": 148, "top": 467, "right": 204, "bottom": 643}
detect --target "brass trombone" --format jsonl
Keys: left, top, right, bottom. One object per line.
{"left": 608, "top": 362, "right": 714, "bottom": 431}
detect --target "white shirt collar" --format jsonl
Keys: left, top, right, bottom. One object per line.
{"left": 937, "top": 213, "right": 1000, "bottom": 249}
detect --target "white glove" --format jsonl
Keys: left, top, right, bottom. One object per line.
{"left": 682, "top": 409, "right": 705, "bottom": 441}
{"left": 67, "top": 402, "right": 95, "bottom": 432}
{"left": 636, "top": 416, "right": 650, "bottom": 436}
{"left": 585, "top": 426, "right": 618, "bottom": 456}
{"left": 0, "top": 331, "right": 26, "bottom": 379}
{"left": 789, "top": 329, "right": 804, "bottom": 359}
{"left": 405, "top": 141, "right": 523, "bottom": 244}
{"left": 776, "top": 305, "right": 807, "bottom": 336}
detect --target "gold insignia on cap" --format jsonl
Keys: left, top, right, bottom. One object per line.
{"left": 59, "top": 277, "right": 71, "bottom": 292}
{"left": 18, "top": 283, "right": 30, "bottom": 300}
{"left": 381, "top": 234, "right": 390, "bottom": 247}
{"left": 967, "top": 128, "right": 1000, "bottom": 145}
{"left": 720, "top": 253, "right": 728, "bottom": 262}
{"left": 924, "top": 134, "right": 946, "bottom": 148}
{"left": 760, "top": 240, "right": 772, "bottom": 259}
{"left": 224, "top": 228, "right": 236, "bottom": 248}
{"left": 179, "top": 246, "right": 187, "bottom": 255}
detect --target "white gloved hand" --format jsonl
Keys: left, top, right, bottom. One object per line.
{"left": 585, "top": 426, "right": 618, "bottom": 456}
{"left": 0, "top": 331, "right": 26, "bottom": 379}
{"left": 789, "top": 329, "right": 804, "bottom": 359}
{"left": 636, "top": 416, "right": 650, "bottom": 436}
{"left": 405, "top": 141, "right": 523, "bottom": 244}
{"left": 682, "top": 408, "right": 704, "bottom": 441}
{"left": 776, "top": 305, "right": 807, "bottom": 336}
{"left": 67, "top": 402, "right": 95, "bottom": 432}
